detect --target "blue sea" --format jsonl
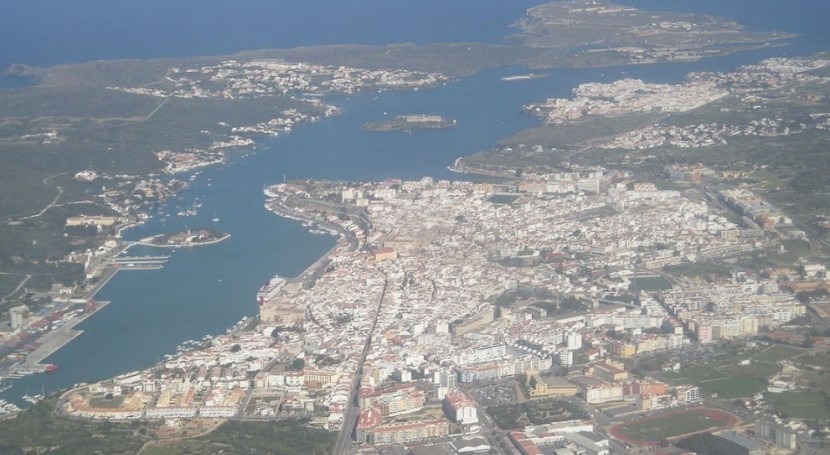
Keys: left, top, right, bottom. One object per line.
{"left": 2, "top": 0, "right": 829, "bottom": 405}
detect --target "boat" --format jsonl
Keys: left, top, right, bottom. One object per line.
{"left": 44, "top": 364, "right": 58, "bottom": 373}
{"left": 22, "top": 394, "right": 43, "bottom": 404}
{"left": 256, "top": 274, "right": 287, "bottom": 305}
{"left": 0, "top": 399, "right": 21, "bottom": 414}
{"left": 501, "top": 73, "right": 547, "bottom": 82}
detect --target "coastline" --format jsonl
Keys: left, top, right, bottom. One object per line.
{"left": 3, "top": 300, "right": 111, "bottom": 382}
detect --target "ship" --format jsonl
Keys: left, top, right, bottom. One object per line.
{"left": 22, "top": 394, "right": 43, "bottom": 405}
{"left": 256, "top": 274, "right": 287, "bottom": 305}
{"left": 501, "top": 73, "right": 547, "bottom": 82}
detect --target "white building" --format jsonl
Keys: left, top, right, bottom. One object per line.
{"left": 443, "top": 390, "right": 479, "bottom": 426}
{"left": 566, "top": 333, "right": 583, "bottom": 350}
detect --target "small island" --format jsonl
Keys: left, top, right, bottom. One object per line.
{"left": 362, "top": 114, "right": 456, "bottom": 132}
{"left": 138, "top": 228, "right": 230, "bottom": 248}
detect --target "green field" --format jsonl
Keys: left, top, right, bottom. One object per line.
{"left": 799, "top": 351, "right": 830, "bottom": 369}
{"left": 628, "top": 275, "right": 673, "bottom": 291}
{"left": 720, "top": 361, "right": 779, "bottom": 379}
{"left": 683, "top": 366, "right": 729, "bottom": 383}
{"left": 89, "top": 395, "right": 126, "bottom": 409}
{"left": 703, "top": 376, "right": 767, "bottom": 399}
{"left": 754, "top": 345, "right": 805, "bottom": 363}
{"left": 487, "top": 194, "right": 520, "bottom": 205}
{"left": 765, "top": 392, "right": 830, "bottom": 419}
{"left": 618, "top": 410, "right": 730, "bottom": 441}
{"left": 675, "top": 355, "right": 779, "bottom": 399}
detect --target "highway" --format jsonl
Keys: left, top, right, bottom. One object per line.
{"left": 333, "top": 272, "right": 388, "bottom": 455}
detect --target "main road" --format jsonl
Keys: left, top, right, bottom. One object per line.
{"left": 333, "top": 272, "right": 388, "bottom": 455}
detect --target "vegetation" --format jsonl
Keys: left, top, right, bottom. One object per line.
{"left": 765, "top": 391, "right": 830, "bottom": 420}
{"left": 683, "top": 365, "right": 729, "bottom": 383}
{"left": 665, "top": 355, "right": 777, "bottom": 398}
{"left": 616, "top": 410, "right": 734, "bottom": 442}
{"left": 754, "top": 345, "right": 805, "bottom": 363}
{"left": 703, "top": 376, "right": 767, "bottom": 399}
{"left": 193, "top": 419, "right": 334, "bottom": 455}
{"left": 0, "top": 400, "right": 333, "bottom": 455}
{"left": 0, "top": 41, "right": 544, "bottom": 290}
{"left": 486, "top": 398, "right": 587, "bottom": 429}
{"left": 628, "top": 275, "right": 673, "bottom": 292}
{"left": 676, "top": 433, "right": 748, "bottom": 455}
{"left": 663, "top": 262, "right": 733, "bottom": 278}
{"left": 800, "top": 350, "right": 830, "bottom": 369}
{"left": 241, "top": 43, "right": 542, "bottom": 79}
{"left": 0, "top": 398, "right": 145, "bottom": 454}
{"left": 719, "top": 361, "right": 779, "bottom": 380}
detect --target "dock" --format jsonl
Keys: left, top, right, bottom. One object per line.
{"left": 108, "top": 255, "right": 170, "bottom": 270}
{"left": 7, "top": 300, "right": 110, "bottom": 376}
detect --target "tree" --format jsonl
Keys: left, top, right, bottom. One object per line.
{"left": 230, "top": 344, "right": 242, "bottom": 353}
{"left": 288, "top": 358, "right": 305, "bottom": 371}
{"left": 704, "top": 302, "right": 716, "bottom": 312}
{"left": 676, "top": 433, "right": 748, "bottom": 455}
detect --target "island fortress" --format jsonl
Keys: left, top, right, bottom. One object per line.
{"left": 362, "top": 114, "right": 456, "bottom": 131}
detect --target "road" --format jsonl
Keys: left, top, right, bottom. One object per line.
{"left": 143, "top": 97, "right": 170, "bottom": 122}
{"left": 2, "top": 273, "right": 31, "bottom": 301}
{"left": 10, "top": 172, "right": 66, "bottom": 221}
{"left": 333, "top": 272, "right": 388, "bottom": 455}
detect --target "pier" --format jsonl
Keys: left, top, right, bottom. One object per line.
{"left": 4, "top": 300, "right": 111, "bottom": 379}
{"left": 108, "top": 255, "right": 170, "bottom": 270}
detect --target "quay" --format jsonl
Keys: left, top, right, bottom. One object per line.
{"left": 4, "top": 300, "right": 110, "bottom": 378}
{"left": 111, "top": 255, "right": 171, "bottom": 263}
{"left": 108, "top": 255, "right": 170, "bottom": 270}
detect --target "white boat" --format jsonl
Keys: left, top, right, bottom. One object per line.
{"left": 256, "top": 274, "right": 287, "bottom": 304}
{"left": 22, "top": 394, "right": 43, "bottom": 404}
{"left": 0, "top": 399, "right": 22, "bottom": 414}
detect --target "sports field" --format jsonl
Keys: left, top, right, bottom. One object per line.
{"left": 628, "top": 275, "right": 672, "bottom": 291}
{"left": 765, "top": 391, "right": 830, "bottom": 419}
{"left": 662, "top": 347, "right": 789, "bottom": 399}
{"left": 609, "top": 408, "right": 738, "bottom": 447}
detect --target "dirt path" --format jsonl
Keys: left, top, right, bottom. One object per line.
{"left": 14, "top": 172, "right": 66, "bottom": 221}
{"left": 2, "top": 274, "right": 31, "bottom": 301}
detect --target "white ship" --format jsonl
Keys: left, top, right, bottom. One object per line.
{"left": 501, "top": 73, "right": 547, "bottom": 82}
{"left": 256, "top": 274, "right": 287, "bottom": 305}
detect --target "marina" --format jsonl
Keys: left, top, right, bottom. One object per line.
{"left": 1, "top": 300, "right": 111, "bottom": 386}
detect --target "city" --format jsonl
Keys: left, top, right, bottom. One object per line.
{"left": 38, "top": 170, "right": 825, "bottom": 454}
